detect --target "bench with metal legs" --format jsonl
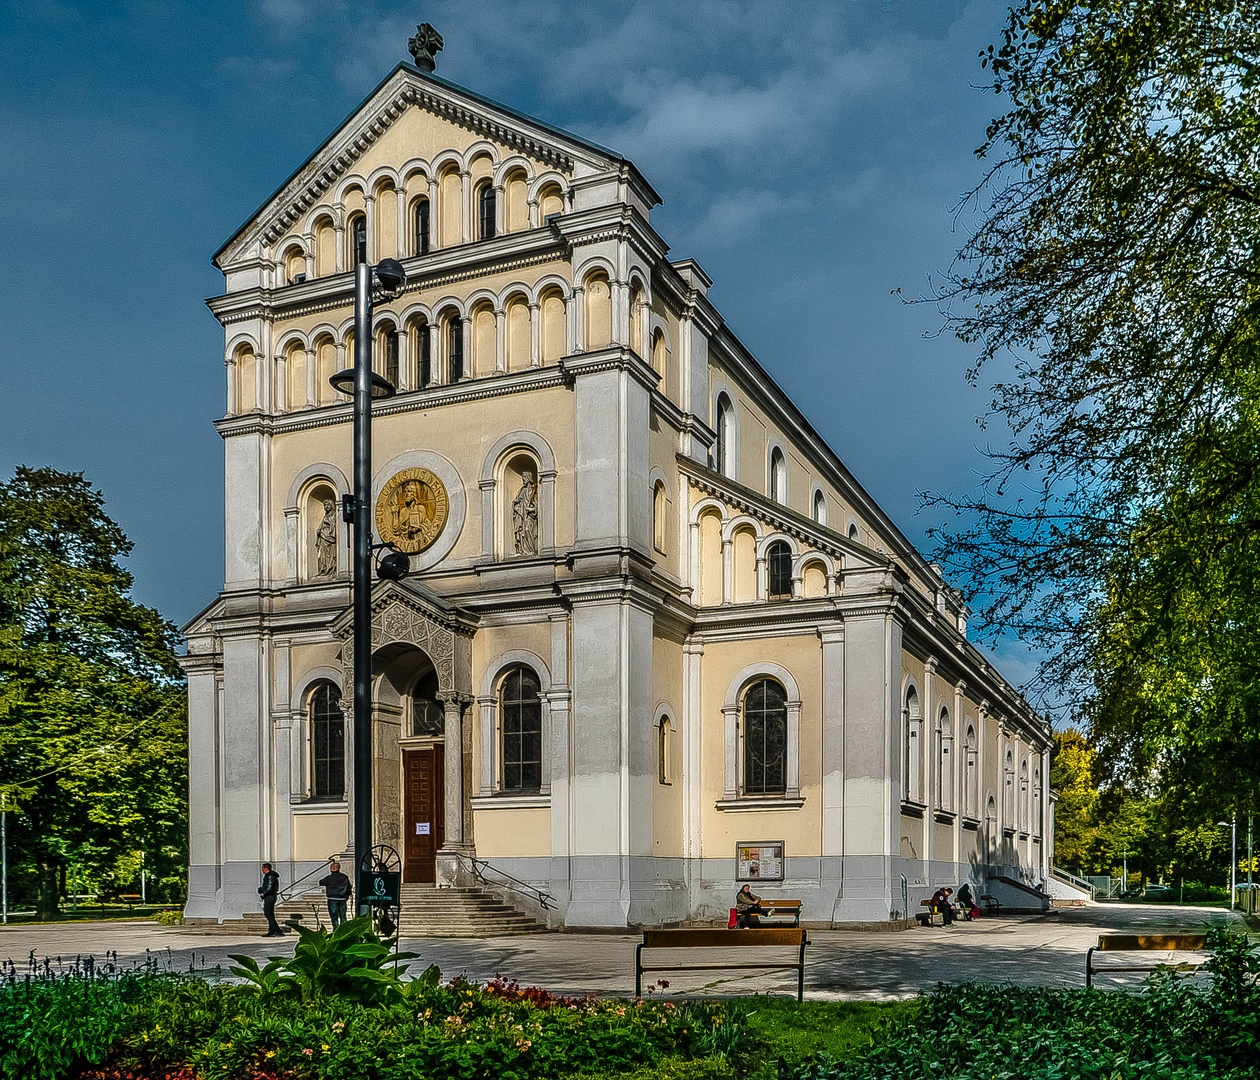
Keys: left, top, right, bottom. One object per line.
{"left": 1085, "top": 934, "right": 1207, "bottom": 988}
{"left": 635, "top": 927, "right": 810, "bottom": 1002}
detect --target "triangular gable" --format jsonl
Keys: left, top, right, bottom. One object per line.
{"left": 329, "top": 577, "right": 477, "bottom": 640}
{"left": 214, "top": 62, "right": 654, "bottom": 268}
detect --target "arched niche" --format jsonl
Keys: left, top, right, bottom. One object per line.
{"left": 478, "top": 431, "right": 557, "bottom": 559}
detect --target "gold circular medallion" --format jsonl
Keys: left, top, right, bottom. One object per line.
{"left": 376, "top": 468, "right": 449, "bottom": 554}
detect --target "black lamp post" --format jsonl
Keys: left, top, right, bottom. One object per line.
{"left": 329, "top": 256, "right": 406, "bottom": 917}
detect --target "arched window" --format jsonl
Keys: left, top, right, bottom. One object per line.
{"left": 651, "top": 329, "right": 666, "bottom": 378}
{"left": 416, "top": 320, "right": 432, "bottom": 387}
{"left": 382, "top": 327, "right": 399, "bottom": 387}
{"left": 447, "top": 316, "right": 464, "bottom": 381}
{"left": 653, "top": 481, "right": 667, "bottom": 553}
{"left": 813, "top": 489, "right": 827, "bottom": 525}
{"left": 769, "top": 447, "right": 786, "bottom": 504}
{"left": 767, "top": 540, "right": 792, "bottom": 600}
{"left": 309, "top": 684, "right": 345, "bottom": 801}
{"left": 500, "top": 668, "right": 542, "bottom": 791}
{"left": 964, "top": 723, "right": 978, "bottom": 818}
{"left": 350, "top": 214, "right": 367, "bottom": 266}
{"left": 478, "top": 183, "right": 496, "bottom": 240}
{"left": 410, "top": 670, "right": 443, "bottom": 737}
{"left": 413, "top": 197, "right": 430, "bottom": 255}
{"left": 904, "top": 685, "right": 922, "bottom": 804}
{"left": 1003, "top": 749, "right": 1016, "bottom": 828}
{"left": 848, "top": 522, "right": 859, "bottom": 542}
{"left": 743, "top": 679, "right": 787, "bottom": 795}
{"left": 1019, "top": 758, "right": 1029, "bottom": 833}
{"left": 657, "top": 717, "right": 670, "bottom": 785}
{"left": 1033, "top": 766, "right": 1043, "bottom": 836}
{"left": 715, "top": 395, "right": 733, "bottom": 475}
{"left": 937, "top": 706, "right": 953, "bottom": 812}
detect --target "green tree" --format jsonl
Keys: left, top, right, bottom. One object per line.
{"left": 1050, "top": 729, "right": 1100, "bottom": 872}
{"left": 921, "top": 1, "right": 1260, "bottom": 810}
{"left": 0, "top": 466, "right": 185, "bottom": 916}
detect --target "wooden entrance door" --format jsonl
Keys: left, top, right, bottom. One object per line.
{"left": 403, "top": 747, "right": 445, "bottom": 883}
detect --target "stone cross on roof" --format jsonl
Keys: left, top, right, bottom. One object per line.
{"left": 408, "top": 23, "right": 444, "bottom": 72}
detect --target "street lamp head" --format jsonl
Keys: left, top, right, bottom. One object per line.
{"left": 329, "top": 368, "right": 397, "bottom": 399}
{"left": 374, "top": 258, "right": 406, "bottom": 293}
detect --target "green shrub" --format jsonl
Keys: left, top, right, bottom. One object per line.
{"left": 152, "top": 908, "right": 183, "bottom": 926}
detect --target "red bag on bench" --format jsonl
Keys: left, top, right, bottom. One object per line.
{"left": 728, "top": 908, "right": 739, "bottom": 929}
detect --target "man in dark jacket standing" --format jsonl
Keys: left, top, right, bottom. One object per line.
{"left": 318, "top": 860, "right": 352, "bottom": 928}
{"left": 258, "top": 862, "right": 282, "bottom": 936}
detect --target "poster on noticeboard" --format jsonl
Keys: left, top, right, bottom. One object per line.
{"left": 736, "top": 841, "right": 784, "bottom": 882}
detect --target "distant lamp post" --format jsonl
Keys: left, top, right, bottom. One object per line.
{"left": 330, "top": 256, "right": 408, "bottom": 917}
{"left": 1217, "top": 819, "right": 1238, "bottom": 909}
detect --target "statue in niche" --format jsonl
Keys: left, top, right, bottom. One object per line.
{"left": 315, "top": 498, "right": 339, "bottom": 576}
{"left": 512, "top": 470, "right": 539, "bottom": 555}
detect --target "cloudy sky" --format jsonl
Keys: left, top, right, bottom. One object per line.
{"left": 0, "top": 0, "right": 1036, "bottom": 679}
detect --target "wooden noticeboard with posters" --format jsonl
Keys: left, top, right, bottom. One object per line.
{"left": 736, "top": 841, "right": 785, "bottom": 882}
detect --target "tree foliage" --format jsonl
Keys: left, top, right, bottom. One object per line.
{"left": 923, "top": 0, "right": 1260, "bottom": 811}
{"left": 0, "top": 466, "right": 185, "bottom": 916}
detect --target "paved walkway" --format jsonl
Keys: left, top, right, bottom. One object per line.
{"left": 0, "top": 903, "right": 1246, "bottom": 1001}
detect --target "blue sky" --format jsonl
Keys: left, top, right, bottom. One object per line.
{"left": 0, "top": 0, "right": 1036, "bottom": 681}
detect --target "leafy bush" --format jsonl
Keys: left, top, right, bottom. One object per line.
{"left": 152, "top": 908, "right": 183, "bottom": 926}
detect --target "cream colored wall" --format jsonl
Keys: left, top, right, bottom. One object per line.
{"left": 652, "top": 629, "right": 685, "bottom": 858}
{"left": 698, "top": 636, "right": 822, "bottom": 859}
{"left": 648, "top": 411, "right": 680, "bottom": 577}
{"left": 472, "top": 622, "right": 553, "bottom": 686}
{"left": 899, "top": 812, "right": 924, "bottom": 862}
{"left": 474, "top": 808, "right": 552, "bottom": 858}
{"left": 293, "top": 812, "right": 348, "bottom": 861}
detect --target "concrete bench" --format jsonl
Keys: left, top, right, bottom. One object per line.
{"left": 635, "top": 927, "right": 810, "bottom": 1001}
{"left": 1085, "top": 933, "right": 1207, "bottom": 988}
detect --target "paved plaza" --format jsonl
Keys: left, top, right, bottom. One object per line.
{"left": 0, "top": 904, "right": 1246, "bottom": 1001}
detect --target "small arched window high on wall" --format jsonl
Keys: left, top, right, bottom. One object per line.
{"left": 478, "top": 183, "right": 496, "bottom": 240}
{"left": 500, "top": 667, "right": 542, "bottom": 791}
{"left": 742, "top": 679, "right": 787, "bottom": 795}
{"left": 813, "top": 490, "right": 827, "bottom": 525}
{"left": 309, "top": 683, "right": 345, "bottom": 801}
{"left": 848, "top": 522, "right": 859, "bottom": 542}
{"left": 413, "top": 197, "right": 430, "bottom": 255}
{"left": 769, "top": 447, "right": 787, "bottom": 504}
{"left": 448, "top": 316, "right": 464, "bottom": 381}
{"left": 653, "top": 481, "right": 667, "bottom": 553}
{"left": 767, "top": 540, "right": 792, "bottom": 600}
{"left": 350, "top": 214, "right": 367, "bottom": 266}
{"left": 416, "top": 320, "right": 431, "bottom": 387}
{"left": 715, "top": 394, "right": 733, "bottom": 476}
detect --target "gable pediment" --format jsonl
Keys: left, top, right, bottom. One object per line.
{"left": 215, "top": 63, "right": 624, "bottom": 267}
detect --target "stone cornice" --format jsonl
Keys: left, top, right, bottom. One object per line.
{"left": 559, "top": 345, "right": 660, "bottom": 394}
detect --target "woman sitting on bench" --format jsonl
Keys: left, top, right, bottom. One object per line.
{"left": 735, "top": 884, "right": 768, "bottom": 927}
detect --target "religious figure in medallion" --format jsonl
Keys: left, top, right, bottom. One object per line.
{"left": 315, "top": 498, "right": 338, "bottom": 576}
{"left": 512, "top": 471, "right": 539, "bottom": 555}
{"left": 376, "top": 468, "right": 450, "bottom": 554}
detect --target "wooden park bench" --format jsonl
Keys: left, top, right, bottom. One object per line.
{"left": 917, "top": 898, "right": 945, "bottom": 926}
{"left": 979, "top": 894, "right": 1001, "bottom": 915}
{"left": 758, "top": 899, "right": 802, "bottom": 926}
{"left": 1085, "top": 933, "right": 1207, "bottom": 989}
{"left": 119, "top": 894, "right": 143, "bottom": 906}
{"left": 635, "top": 927, "right": 810, "bottom": 1001}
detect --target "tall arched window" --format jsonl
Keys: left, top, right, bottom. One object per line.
{"left": 743, "top": 679, "right": 787, "bottom": 796}
{"left": 309, "top": 684, "right": 345, "bottom": 801}
{"left": 1003, "top": 749, "right": 1015, "bottom": 828}
{"left": 715, "top": 394, "right": 733, "bottom": 476}
{"left": 767, "top": 540, "right": 792, "bottom": 600}
{"left": 812, "top": 490, "right": 827, "bottom": 525}
{"left": 478, "top": 184, "right": 496, "bottom": 240}
{"left": 936, "top": 706, "right": 953, "bottom": 812}
{"left": 904, "top": 685, "right": 922, "bottom": 803}
{"left": 1019, "top": 758, "right": 1029, "bottom": 833}
{"left": 964, "top": 723, "right": 978, "bottom": 818}
{"left": 1033, "top": 766, "right": 1043, "bottom": 835}
{"left": 417, "top": 320, "right": 432, "bottom": 387}
{"left": 448, "top": 316, "right": 464, "bottom": 381}
{"left": 500, "top": 668, "right": 542, "bottom": 791}
{"left": 657, "top": 717, "right": 670, "bottom": 784}
{"left": 769, "top": 447, "right": 787, "bottom": 503}
{"left": 382, "top": 328, "right": 399, "bottom": 387}
{"left": 350, "top": 214, "right": 367, "bottom": 266}
{"left": 413, "top": 197, "right": 430, "bottom": 255}
{"left": 653, "top": 481, "right": 667, "bottom": 553}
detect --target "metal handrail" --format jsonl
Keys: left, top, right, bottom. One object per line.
{"left": 1050, "top": 865, "right": 1097, "bottom": 899}
{"left": 454, "top": 852, "right": 554, "bottom": 910}
{"left": 280, "top": 852, "right": 347, "bottom": 903}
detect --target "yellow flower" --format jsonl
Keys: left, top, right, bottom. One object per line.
{"left": 265, "top": 1050, "right": 276, "bottom": 1059}
{"left": 321, "top": 1044, "right": 330, "bottom": 1051}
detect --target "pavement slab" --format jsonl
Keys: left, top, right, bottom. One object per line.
{"left": 0, "top": 903, "right": 1247, "bottom": 1001}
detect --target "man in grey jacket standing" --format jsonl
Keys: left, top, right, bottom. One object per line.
{"left": 318, "top": 860, "right": 353, "bottom": 928}
{"left": 258, "top": 862, "right": 282, "bottom": 936}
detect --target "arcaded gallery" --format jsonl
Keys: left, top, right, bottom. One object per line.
{"left": 182, "top": 38, "right": 1053, "bottom": 930}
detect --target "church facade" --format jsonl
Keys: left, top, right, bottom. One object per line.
{"left": 183, "top": 50, "right": 1053, "bottom": 929}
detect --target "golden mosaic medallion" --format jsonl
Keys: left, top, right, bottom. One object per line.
{"left": 375, "top": 468, "right": 449, "bottom": 554}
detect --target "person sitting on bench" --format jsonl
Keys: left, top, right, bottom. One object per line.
{"left": 956, "top": 882, "right": 977, "bottom": 920}
{"left": 930, "top": 885, "right": 956, "bottom": 927}
{"left": 735, "top": 884, "right": 768, "bottom": 927}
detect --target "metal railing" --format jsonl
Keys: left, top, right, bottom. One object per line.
{"left": 1050, "top": 865, "right": 1097, "bottom": 899}
{"left": 454, "top": 852, "right": 555, "bottom": 911}
{"left": 280, "top": 852, "right": 347, "bottom": 903}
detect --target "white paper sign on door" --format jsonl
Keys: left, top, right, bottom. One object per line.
{"left": 416, "top": 822, "right": 431, "bottom": 835}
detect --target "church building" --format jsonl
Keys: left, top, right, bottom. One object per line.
{"left": 183, "top": 32, "right": 1054, "bottom": 929}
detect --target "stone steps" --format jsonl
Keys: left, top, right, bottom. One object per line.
{"left": 396, "top": 884, "right": 548, "bottom": 936}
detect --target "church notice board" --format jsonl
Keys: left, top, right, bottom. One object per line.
{"left": 736, "top": 841, "right": 785, "bottom": 882}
